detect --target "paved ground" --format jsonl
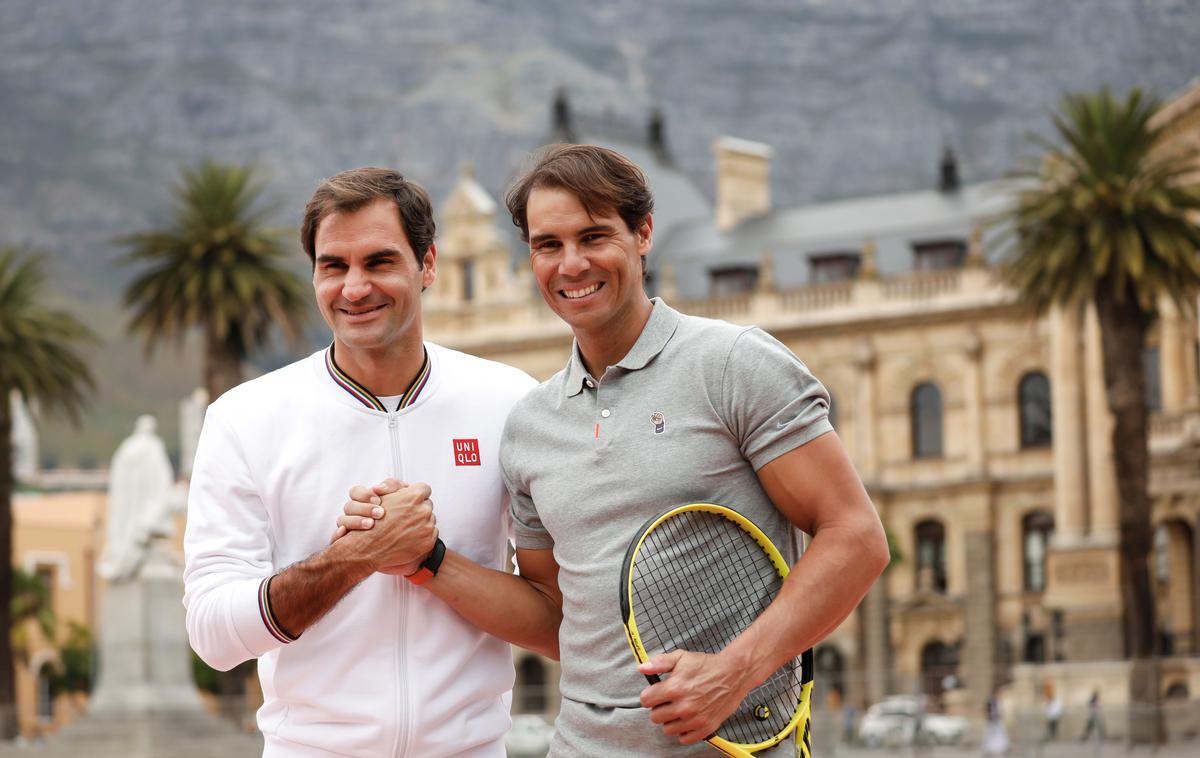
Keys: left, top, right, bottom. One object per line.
{"left": 834, "top": 741, "right": 1199, "bottom": 758}
{"left": 0, "top": 713, "right": 262, "bottom": 758}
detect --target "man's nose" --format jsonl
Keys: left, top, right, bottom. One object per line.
{"left": 342, "top": 266, "right": 372, "bottom": 300}
{"left": 559, "top": 244, "right": 590, "bottom": 277}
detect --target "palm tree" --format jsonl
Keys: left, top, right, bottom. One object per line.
{"left": 0, "top": 248, "right": 95, "bottom": 739}
{"left": 122, "top": 161, "right": 309, "bottom": 400}
{"left": 1003, "top": 87, "right": 1200, "bottom": 744}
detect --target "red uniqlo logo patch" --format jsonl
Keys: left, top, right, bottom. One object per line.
{"left": 453, "top": 439, "right": 481, "bottom": 466}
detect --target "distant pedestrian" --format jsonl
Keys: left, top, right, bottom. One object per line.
{"left": 982, "top": 691, "right": 1009, "bottom": 756}
{"left": 1046, "top": 686, "right": 1065, "bottom": 738}
{"left": 1043, "top": 688, "right": 1062, "bottom": 741}
{"left": 1080, "top": 690, "right": 1104, "bottom": 743}
{"left": 843, "top": 701, "right": 858, "bottom": 745}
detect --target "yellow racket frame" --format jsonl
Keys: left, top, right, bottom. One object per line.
{"left": 620, "top": 503, "right": 814, "bottom": 758}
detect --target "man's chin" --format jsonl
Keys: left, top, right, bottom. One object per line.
{"left": 333, "top": 330, "right": 388, "bottom": 352}
{"left": 552, "top": 306, "right": 606, "bottom": 334}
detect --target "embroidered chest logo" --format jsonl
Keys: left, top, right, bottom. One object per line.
{"left": 453, "top": 438, "right": 481, "bottom": 466}
{"left": 650, "top": 411, "right": 666, "bottom": 434}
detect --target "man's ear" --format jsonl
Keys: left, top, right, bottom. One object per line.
{"left": 421, "top": 243, "right": 437, "bottom": 292}
{"left": 635, "top": 214, "right": 654, "bottom": 256}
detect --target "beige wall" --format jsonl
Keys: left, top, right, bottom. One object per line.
{"left": 11, "top": 490, "right": 105, "bottom": 737}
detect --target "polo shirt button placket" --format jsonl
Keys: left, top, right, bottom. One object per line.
{"left": 594, "top": 385, "right": 612, "bottom": 449}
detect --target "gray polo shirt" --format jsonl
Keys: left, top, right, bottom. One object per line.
{"left": 500, "top": 299, "right": 832, "bottom": 756}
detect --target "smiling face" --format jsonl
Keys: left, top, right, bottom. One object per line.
{"left": 527, "top": 186, "right": 653, "bottom": 344}
{"left": 312, "top": 198, "right": 436, "bottom": 362}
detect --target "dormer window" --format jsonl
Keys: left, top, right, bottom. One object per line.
{"left": 912, "top": 239, "right": 966, "bottom": 271}
{"left": 809, "top": 252, "right": 860, "bottom": 283}
{"left": 709, "top": 265, "right": 758, "bottom": 297}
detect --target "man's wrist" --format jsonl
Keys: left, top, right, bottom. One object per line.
{"left": 405, "top": 538, "right": 446, "bottom": 585}
{"left": 327, "top": 534, "right": 383, "bottom": 581}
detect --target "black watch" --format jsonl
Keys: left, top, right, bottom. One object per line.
{"left": 405, "top": 538, "right": 446, "bottom": 585}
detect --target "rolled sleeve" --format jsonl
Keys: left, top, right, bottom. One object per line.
{"left": 722, "top": 327, "right": 833, "bottom": 470}
{"left": 500, "top": 414, "right": 554, "bottom": 551}
{"left": 182, "top": 406, "right": 290, "bottom": 670}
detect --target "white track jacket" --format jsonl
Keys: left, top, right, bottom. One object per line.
{"left": 183, "top": 345, "right": 535, "bottom": 757}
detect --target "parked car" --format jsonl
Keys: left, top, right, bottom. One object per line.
{"left": 858, "top": 695, "right": 968, "bottom": 748}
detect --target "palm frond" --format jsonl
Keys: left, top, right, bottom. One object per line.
{"left": 0, "top": 249, "right": 96, "bottom": 422}
{"left": 995, "top": 87, "right": 1200, "bottom": 315}
{"left": 119, "top": 161, "right": 310, "bottom": 376}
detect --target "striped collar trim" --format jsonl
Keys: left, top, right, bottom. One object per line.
{"left": 325, "top": 344, "right": 430, "bottom": 412}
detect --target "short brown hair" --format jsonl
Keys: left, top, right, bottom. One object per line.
{"left": 505, "top": 144, "right": 654, "bottom": 241}
{"left": 300, "top": 167, "right": 435, "bottom": 266}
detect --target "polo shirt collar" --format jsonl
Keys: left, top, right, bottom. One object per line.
{"left": 563, "top": 298, "right": 679, "bottom": 397}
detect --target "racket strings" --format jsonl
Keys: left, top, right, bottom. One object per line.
{"left": 629, "top": 511, "right": 806, "bottom": 745}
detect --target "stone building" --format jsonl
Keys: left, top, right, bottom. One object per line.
{"left": 422, "top": 84, "right": 1200, "bottom": 731}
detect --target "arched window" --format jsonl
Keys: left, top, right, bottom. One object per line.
{"left": 911, "top": 383, "right": 943, "bottom": 458}
{"left": 915, "top": 520, "right": 947, "bottom": 593}
{"left": 1022, "top": 511, "right": 1054, "bottom": 592}
{"left": 462, "top": 259, "right": 475, "bottom": 302}
{"left": 920, "top": 640, "right": 959, "bottom": 699}
{"left": 516, "top": 655, "right": 547, "bottom": 713}
{"left": 1144, "top": 346, "right": 1161, "bottom": 411}
{"left": 1018, "top": 372, "right": 1052, "bottom": 448}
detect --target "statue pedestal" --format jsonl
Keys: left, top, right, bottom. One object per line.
{"left": 0, "top": 544, "right": 262, "bottom": 758}
{"left": 1043, "top": 538, "right": 1124, "bottom": 661}
{"left": 89, "top": 545, "right": 204, "bottom": 715}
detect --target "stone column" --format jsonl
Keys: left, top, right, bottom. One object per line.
{"left": 860, "top": 579, "right": 891, "bottom": 705}
{"left": 1049, "top": 304, "right": 1088, "bottom": 541}
{"left": 963, "top": 329, "right": 986, "bottom": 477}
{"left": 1083, "top": 302, "right": 1119, "bottom": 538}
{"left": 1159, "top": 295, "right": 1189, "bottom": 412}
{"left": 853, "top": 341, "right": 878, "bottom": 481}
{"left": 1194, "top": 525, "right": 1200, "bottom": 655}
{"left": 962, "top": 531, "right": 997, "bottom": 710}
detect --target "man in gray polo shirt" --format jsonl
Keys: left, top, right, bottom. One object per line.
{"left": 338, "top": 144, "right": 889, "bottom": 756}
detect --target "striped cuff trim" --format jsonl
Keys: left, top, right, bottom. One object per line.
{"left": 258, "top": 576, "right": 298, "bottom": 644}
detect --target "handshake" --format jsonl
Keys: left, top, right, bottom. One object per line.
{"left": 329, "top": 478, "right": 438, "bottom": 577}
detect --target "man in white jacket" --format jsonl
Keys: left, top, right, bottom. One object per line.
{"left": 182, "top": 167, "right": 542, "bottom": 757}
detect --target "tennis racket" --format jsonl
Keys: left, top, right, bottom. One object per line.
{"left": 619, "top": 503, "right": 814, "bottom": 757}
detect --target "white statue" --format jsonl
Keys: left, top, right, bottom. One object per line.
{"left": 99, "top": 415, "right": 182, "bottom": 581}
{"left": 10, "top": 390, "right": 38, "bottom": 482}
{"left": 179, "top": 387, "right": 209, "bottom": 477}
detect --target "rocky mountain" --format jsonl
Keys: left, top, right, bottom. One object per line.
{"left": 2, "top": 0, "right": 1197, "bottom": 463}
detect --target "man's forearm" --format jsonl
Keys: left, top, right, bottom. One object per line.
{"left": 723, "top": 510, "right": 889, "bottom": 688}
{"left": 269, "top": 539, "right": 378, "bottom": 638}
{"left": 421, "top": 550, "right": 562, "bottom": 659}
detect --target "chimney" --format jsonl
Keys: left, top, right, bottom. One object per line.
{"left": 940, "top": 144, "right": 960, "bottom": 193}
{"left": 551, "top": 88, "right": 577, "bottom": 143}
{"left": 714, "top": 136, "right": 772, "bottom": 232}
{"left": 647, "top": 108, "right": 670, "bottom": 163}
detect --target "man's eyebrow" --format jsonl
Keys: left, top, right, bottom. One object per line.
{"left": 315, "top": 248, "right": 403, "bottom": 265}
{"left": 364, "top": 248, "right": 402, "bottom": 262}
{"left": 578, "top": 224, "right": 617, "bottom": 235}
{"left": 529, "top": 225, "right": 616, "bottom": 246}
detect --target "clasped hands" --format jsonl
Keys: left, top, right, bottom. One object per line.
{"left": 330, "top": 480, "right": 751, "bottom": 744}
{"left": 329, "top": 478, "right": 437, "bottom": 577}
